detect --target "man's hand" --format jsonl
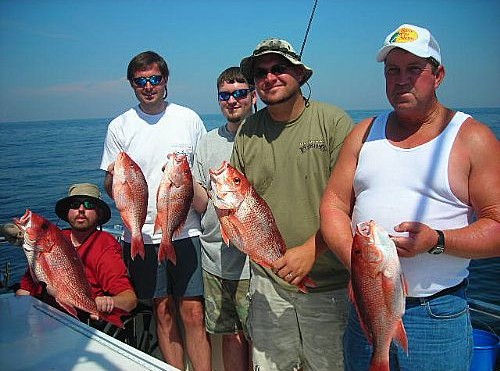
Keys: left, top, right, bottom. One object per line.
{"left": 271, "top": 243, "right": 316, "bottom": 286}
{"left": 391, "top": 222, "right": 440, "bottom": 257}
{"left": 0, "top": 223, "right": 24, "bottom": 246}
{"left": 95, "top": 295, "right": 115, "bottom": 313}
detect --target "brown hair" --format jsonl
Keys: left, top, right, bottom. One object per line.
{"left": 217, "top": 66, "right": 253, "bottom": 90}
{"left": 127, "top": 51, "right": 169, "bottom": 81}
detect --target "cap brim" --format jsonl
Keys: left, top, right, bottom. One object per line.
{"left": 55, "top": 195, "right": 111, "bottom": 225}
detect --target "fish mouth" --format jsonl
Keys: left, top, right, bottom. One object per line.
{"left": 209, "top": 161, "right": 229, "bottom": 177}
{"left": 13, "top": 209, "right": 36, "bottom": 248}
{"left": 208, "top": 162, "right": 237, "bottom": 208}
{"left": 356, "top": 220, "right": 374, "bottom": 237}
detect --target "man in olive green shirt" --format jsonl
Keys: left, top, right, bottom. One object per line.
{"left": 232, "top": 38, "right": 354, "bottom": 371}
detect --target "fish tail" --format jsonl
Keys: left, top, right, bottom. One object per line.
{"left": 158, "top": 238, "right": 177, "bottom": 265}
{"left": 130, "top": 233, "right": 145, "bottom": 260}
{"left": 153, "top": 215, "right": 162, "bottom": 235}
{"left": 369, "top": 359, "right": 390, "bottom": 371}
{"left": 99, "top": 313, "right": 125, "bottom": 329}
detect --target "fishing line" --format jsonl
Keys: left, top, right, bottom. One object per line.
{"left": 299, "top": 0, "right": 319, "bottom": 59}
{"left": 299, "top": 0, "right": 318, "bottom": 107}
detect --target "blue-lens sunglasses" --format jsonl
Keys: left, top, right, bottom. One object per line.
{"left": 218, "top": 88, "right": 252, "bottom": 102}
{"left": 133, "top": 75, "right": 163, "bottom": 87}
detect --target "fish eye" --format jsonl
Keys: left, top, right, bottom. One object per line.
{"left": 233, "top": 177, "right": 241, "bottom": 185}
{"left": 41, "top": 222, "right": 49, "bottom": 231}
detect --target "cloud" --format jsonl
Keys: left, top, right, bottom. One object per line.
{"left": 15, "top": 78, "right": 130, "bottom": 96}
{"left": 0, "top": 18, "right": 76, "bottom": 41}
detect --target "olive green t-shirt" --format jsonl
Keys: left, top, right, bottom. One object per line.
{"left": 231, "top": 100, "right": 354, "bottom": 292}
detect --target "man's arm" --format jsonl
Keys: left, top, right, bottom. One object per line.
{"left": 320, "top": 119, "right": 372, "bottom": 269}
{"left": 95, "top": 289, "right": 137, "bottom": 313}
{"left": 192, "top": 181, "right": 209, "bottom": 214}
{"left": 103, "top": 163, "right": 114, "bottom": 199}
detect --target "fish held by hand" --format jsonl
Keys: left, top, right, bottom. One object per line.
{"left": 154, "top": 152, "right": 194, "bottom": 264}
{"left": 14, "top": 210, "right": 124, "bottom": 328}
{"left": 209, "top": 161, "right": 315, "bottom": 293}
{"left": 349, "top": 220, "right": 408, "bottom": 370}
{"left": 112, "top": 152, "right": 148, "bottom": 260}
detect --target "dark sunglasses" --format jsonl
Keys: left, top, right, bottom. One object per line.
{"left": 69, "top": 200, "right": 96, "bottom": 210}
{"left": 217, "top": 89, "right": 252, "bottom": 102}
{"left": 132, "top": 75, "right": 163, "bottom": 87}
{"left": 253, "top": 64, "right": 293, "bottom": 80}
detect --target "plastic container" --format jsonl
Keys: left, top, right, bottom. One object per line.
{"left": 471, "top": 328, "right": 499, "bottom": 371}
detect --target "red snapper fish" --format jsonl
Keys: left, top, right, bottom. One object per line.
{"left": 154, "top": 152, "right": 194, "bottom": 264}
{"left": 209, "top": 161, "right": 315, "bottom": 293}
{"left": 113, "top": 151, "right": 148, "bottom": 260}
{"left": 14, "top": 210, "right": 123, "bottom": 328}
{"left": 350, "top": 220, "right": 408, "bottom": 371}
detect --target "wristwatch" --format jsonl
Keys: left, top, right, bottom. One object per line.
{"left": 428, "top": 230, "right": 445, "bottom": 255}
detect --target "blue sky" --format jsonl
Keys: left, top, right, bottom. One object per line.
{"left": 0, "top": 0, "right": 499, "bottom": 123}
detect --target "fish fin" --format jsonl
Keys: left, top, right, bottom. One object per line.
{"left": 130, "top": 233, "right": 145, "bottom": 260}
{"left": 401, "top": 273, "right": 408, "bottom": 297}
{"left": 394, "top": 319, "right": 408, "bottom": 354}
{"left": 297, "top": 276, "right": 317, "bottom": 293}
{"left": 225, "top": 215, "right": 247, "bottom": 249}
{"left": 347, "top": 281, "right": 356, "bottom": 304}
{"left": 297, "top": 283, "right": 309, "bottom": 293}
{"left": 99, "top": 313, "right": 125, "bottom": 329}
{"left": 58, "top": 301, "right": 78, "bottom": 318}
{"left": 350, "top": 281, "right": 373, "bottom": 345}
{"left": 220, "top": 225, "right": 231, "bottom": 246}
{"left": 298, "top": 276, "right": 317, "bottom": 293}
{"left": 153, "top": 214, "right": 162, "bottom": 235}
{"left": 158, "top": 238, "right": 177, "bottom": 265}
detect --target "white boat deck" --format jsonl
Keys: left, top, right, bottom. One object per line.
{"left": 0, "top": 293, "right": 179, "bottom": 371}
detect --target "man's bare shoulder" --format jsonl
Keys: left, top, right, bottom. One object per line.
{"left": 458, "top": 117, "right": 499, "bottom": 150}
{"left": 344, "top": 117, "right": 376, "bottom": 146}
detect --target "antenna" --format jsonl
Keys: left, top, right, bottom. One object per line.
{"left": 299, "top": 0, "right": 319, "bottom": 59}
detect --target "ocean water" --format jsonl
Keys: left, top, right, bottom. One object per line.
{"left": 0, "top": 107, "right": 498, "bottom": 332}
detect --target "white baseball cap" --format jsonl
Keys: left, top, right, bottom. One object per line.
{"left": 376, "top": 24, "right": 441, "bottom": 64}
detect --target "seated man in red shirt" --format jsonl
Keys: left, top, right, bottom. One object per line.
{"left": 16, "top": 183, "right": 137, "bottom": 327}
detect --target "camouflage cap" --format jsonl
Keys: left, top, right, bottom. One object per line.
{"left": 240, "top": 38, "right": 313, "bottom": 86}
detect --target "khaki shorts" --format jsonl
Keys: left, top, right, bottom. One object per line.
{"left": 202, "top": 270, "right": 250, "bottom": 335}
{"left": 248, "top": 267, "right": 348, "bottom": 371}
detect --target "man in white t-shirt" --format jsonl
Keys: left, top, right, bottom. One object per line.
{"left": 100, "top": 51, "right": 211, "bottom": 370}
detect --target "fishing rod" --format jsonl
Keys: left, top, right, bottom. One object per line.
{"left": 299, "top": 0, "right": 319, "bottom": 59}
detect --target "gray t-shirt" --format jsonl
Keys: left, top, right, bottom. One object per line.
{"left": 193, "top": 124, "right": 250, "bottom": 280}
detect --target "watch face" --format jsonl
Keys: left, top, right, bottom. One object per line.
{"left": 428, "top": 245, "right": 444, "bottom": 255}
{"left": 428, "top": 230, "right": 445, "bottom": 255}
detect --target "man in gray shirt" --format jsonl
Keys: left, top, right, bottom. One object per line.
{"left": 192, "top": 67, "right": 257, "bottom": 371}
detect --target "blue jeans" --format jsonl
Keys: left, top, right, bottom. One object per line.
{"left": 343, "top": 285, "right": 472, "bottom": 371}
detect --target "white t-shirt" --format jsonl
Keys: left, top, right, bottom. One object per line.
{"left": 100, "top": 102, "right": 206, "bottom": 244}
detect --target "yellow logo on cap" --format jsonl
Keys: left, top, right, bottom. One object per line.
{"left": 389, "top": 27, "right": 418, "bottom": 43}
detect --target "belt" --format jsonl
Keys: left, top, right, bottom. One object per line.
{"left": 406, "top": 279, "right": 467, "bottom": 305}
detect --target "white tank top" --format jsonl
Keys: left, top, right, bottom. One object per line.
{"left": 352, "top": 111, "right": 473, "bottom": 297}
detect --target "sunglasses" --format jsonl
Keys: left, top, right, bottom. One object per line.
{"left": 217, "top": 89, "right": 252, "bottom": 102}
{"left": 69, "top": 200, "right": 96, "bottom": 210}
{"left": 253, "top": 64, "right": 293, "bottom": 80}
{"left": 132, "top": 75, "right": 163, "bottom": 87}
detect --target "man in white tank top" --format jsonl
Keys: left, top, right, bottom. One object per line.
{"left": 320, "top": 24, "right": 499, "bottom": 370}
